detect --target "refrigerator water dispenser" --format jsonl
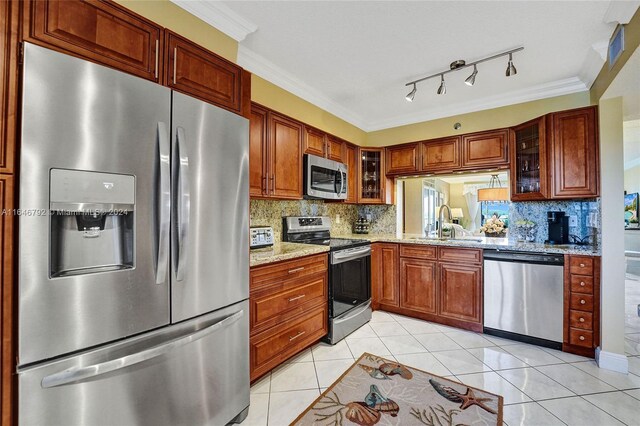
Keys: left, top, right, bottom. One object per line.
{"left": 50, "top": 169, "right": 135, "bottom": 277}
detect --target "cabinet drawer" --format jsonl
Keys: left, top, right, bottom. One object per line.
{"left": 570, "top": 294, "right": 594, "bottom": 311}
{"left": 438, "top": 247, "right": 482, "bottom": 264}
{"left": 569, "top": 310, "right": 593, "bottom": 330}
{"left": 250, "top": 254, "right": 328, "bottom": 290}
{"left": 569, "top": 328, "right": 593, "bottom": 348}
{"left": 400, "top": 244, "right": 437, "bottom": 260}
{"left": 251, "top": 274, "right": 327, "bottom": 332}
{"left": 569, "top": 257, "right": 594, "bottom": 275}
{"left": 570, "top": 275, "right": 593, "bottom": 294}
{"left": 250, "top": 304, "right": 327, "bottom": 380}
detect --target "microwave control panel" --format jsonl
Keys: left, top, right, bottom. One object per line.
{"left": 250, "top": 226, "right": 274, "bottom": 249}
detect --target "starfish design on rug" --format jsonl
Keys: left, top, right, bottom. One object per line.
{"left": 429, "top": 379, "right": 497, "bottom": 415}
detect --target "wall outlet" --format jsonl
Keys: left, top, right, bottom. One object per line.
{"left": 335, "top": 214, "right": 341, "bottom": 224}
{"left": 569, "top": 215, "right": 578, "bottom": 227}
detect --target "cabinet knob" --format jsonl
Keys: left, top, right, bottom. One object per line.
{"left": 580, "top": 263, "right": 585, "bottom": 267}
{"left": 580, "top": 281, "right": 585, "bottom": 287}
{"left": 580, "top": 299, "right": 586, "bottom": 305}
{"left": 579, "top": 317, "right": 585, "bottom": 323}
{"left": 579, "top": 336, "right": 585, "bottom": 341}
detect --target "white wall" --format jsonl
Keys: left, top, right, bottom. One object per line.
{"left": 598, "top": 97, "right": 628, "bottom": 372}
{"left": 625, "top": 165, "right": 640, "bottom": 194}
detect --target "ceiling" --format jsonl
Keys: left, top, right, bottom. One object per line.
{"left": 174, "top": 1, "right": 639, "bottom": 132}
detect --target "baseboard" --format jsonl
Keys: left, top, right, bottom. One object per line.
{"left": 595, "top": 347, "right": 629, "bottom": 373}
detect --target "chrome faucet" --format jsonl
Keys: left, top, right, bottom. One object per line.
{"left": 438, "top": 204, "right": 454, "bottom": 239}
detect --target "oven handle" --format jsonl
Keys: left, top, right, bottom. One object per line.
{"left": 331, "top": 246, "right": 371, "bottom": 264}
{"left": 333, "top": 300, "right": 371, "bottom": 324}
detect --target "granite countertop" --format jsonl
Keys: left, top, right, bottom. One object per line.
{"left": 334, "top": 233, "right": 600, "bottom": 256}
{"left": 250, "top": 242, "right": 330, "bottom": 267}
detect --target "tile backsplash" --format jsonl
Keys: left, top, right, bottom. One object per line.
{"left": 250, "top": 199, "right": 396, "bottom": 242}
{"left": 509, "top": 199, "right": 601, "bottom": 246}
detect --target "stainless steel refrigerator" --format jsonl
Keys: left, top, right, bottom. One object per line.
{"left": 17, "top": 43, "right": 250, "bottom": 425}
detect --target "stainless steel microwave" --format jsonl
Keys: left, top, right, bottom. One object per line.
{"left": 304, "top": 154, "right": 348, "bottom": 200}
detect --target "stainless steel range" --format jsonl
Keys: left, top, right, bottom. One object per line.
{"left": 283, "top": 217, "right": 371, "bottom": 344}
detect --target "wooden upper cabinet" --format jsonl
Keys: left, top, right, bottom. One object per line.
{"left": 327, "top": 135, "right": 345, "bottom": 163}
{"left": 386, "top": 143, "right": 419, "bottom": 175}
{"left": 378, "top": 244, "right": 399, "bottom": 307}
{"left": 549, "top": 106, "right": 599, "bottom": 199}
{"left": 0, "top": 0, "right": 19, "bottom": 174}
{"left": 304, "top": 126, "right": 326, "bottom": 157}
{"left": 510, "top": 117, "right": 549, "bottom": 201}
{"left": 268, "top": 112, "right": 303, "bottom": 199}
{"left": 249, "top": 104, "right": 268, "bottom": 198}
{"left": 344, "top": 143, "right": 358, "bottom": 204}
{"left": 400, "top": 258, "right": 437, "bottom": 314}
{"left": 438, "top": 263, "right": 482, "bottom": 323}
{"left": 166, "top": 31, "right": 243, "bottom": 114}
{"left": 421, "top": 137, "right": 461, "bottom": 172}
{"left": 25, "top": 0, "right": 163, "bottom": 82}
{"left": 461, "top": 129, "right": 509, "bottom": 169}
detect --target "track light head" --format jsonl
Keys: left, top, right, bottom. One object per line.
{"left": 437, "top": 74, "right": 446, "bottom": 95}
{"left": 465, "top": 64, "right": 478, "bottom": 86}
{"left": 506, "top": 53, "right": 517, "bottom": 77}
{"left": 405, "top": 84, "right": 417, "bottom": 102}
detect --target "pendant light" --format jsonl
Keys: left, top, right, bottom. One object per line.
{"left": 436, "top": 74, "right": 446, "bottom": 95}
{"left": 477, "top": 175, "right": 509, "bottom": 202}
{"left": 505, "top": 53, "right": 517, "bottom": 76}
{"left": 465, "top": 64, "right": 478, "bottom": 86}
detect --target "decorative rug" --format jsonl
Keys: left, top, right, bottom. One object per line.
{"left": 291, "top": 352, "right": 503, "bottom": 425}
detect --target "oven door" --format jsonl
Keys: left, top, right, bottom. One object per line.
{"left": 330, "top": 246, "right": 371, "bottom": 318}
{"left": 305, "top": 154, "right": 347, "bottom": 200}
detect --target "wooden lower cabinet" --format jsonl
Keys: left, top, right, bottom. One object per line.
{"left": 249, "top": 254, "right": 328, "bottom": 381}
{"left": 400, "top": 258, "right": 436, "bottom": 314}
{"left": 374, "top": 244, "right": 482, "bottom": 331}
{"left": 0, "top": 175, "right": 15, "bottom": 426}
{"left": 438, "top": 263, "right": 482, "bottom": 323}
{"left": 563, "top": 254, "right": 600, "bottom": 357}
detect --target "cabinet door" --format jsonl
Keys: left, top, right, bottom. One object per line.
{"left": 344, "top": 143, "right": 358, "bottom": 204}
{"left": 0, "top": 174, "right": 14, "bottom": 425}
{"left": 269, "top": 112, "right": 303, "bottom": 199}
{"left": 421, "top": 137, "right": 460, "bottom": 172}
{"left": 438, "top": 263, "right": 482, "bottom": 323}
{"left": 304, "top": 127, "right": 326, "bottom": 157}
{"left": 371, "top": 243, "right": 381, "bottom": 309}
{"left": 510, "top": 117, "right": 548, "bottom": 200}
{"left": 166, "top": 31, "right": 243, "bottom": 114}
{"left": 550, "top": 107, "right": 599, "bottom": 198}
{"left": 327, "top": 135, "right": 346, "bottom": 163}
{"left": 386, "top": 143, "right": 418, "bottom": 175}
{"left": 378, "top": 244, "right": 399, "bottom": 307}
{"left": 400, "top": 258, "right": 436, "bottom": 314}
{"left": 359, "top": 148, "right": 386, "bottom": 204}
{"left": 249, "top": 104, "right": 268, "bottom": 197}
{"left": 461, "top": 129, "right": 509, "bottom": 169}
{"left": 0, "top": 0, "right": 19, "bottom": 174}
{"left": 26, "top": 0, "right": 163, "bottom": 82}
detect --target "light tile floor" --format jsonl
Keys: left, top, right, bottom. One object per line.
{"left": 246, "top": 310, "right": 640, "bottom": 425}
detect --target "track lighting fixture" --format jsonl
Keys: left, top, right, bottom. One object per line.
{"left": 405, "top": 83, "right": 417, "bottom": 102}
{"left": 436, "top": 74, "right": 446, "bottom": 95}
{"left": 506, "top": 53, "right": 517, "bottom": 76}
{"left": 404, "top": 46, "right": 523, "bottom": 101}
{"left": 465, "top": 64, "right": 478, "bottom": 86}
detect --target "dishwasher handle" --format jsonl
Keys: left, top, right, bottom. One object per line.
{"left": 483, "top": 249, "right": 564, "bottom": 265}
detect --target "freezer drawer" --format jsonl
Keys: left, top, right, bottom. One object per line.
{"left": 19, "top": 300, "right": 249, "bottom": 426}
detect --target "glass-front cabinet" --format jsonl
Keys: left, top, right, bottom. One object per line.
{"left": 359, "top": 148, "right": 387, "bottom": 204}
{"left": 510, "top": 117, "right": 548, "bottom": 200}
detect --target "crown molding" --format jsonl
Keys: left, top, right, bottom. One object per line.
{"left": 367, "top": 77, "right": 589, "bottom": 132}
{"left": 237, "top": 45, "right": 370, "bottom": 130}
{"left": 170, "top": 0, "right": 257, "bottom": 41}
{"left": 603, "top": 0, "right": 640, "bottom": 24}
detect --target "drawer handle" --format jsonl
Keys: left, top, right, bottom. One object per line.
{"left": 579, "top": 336, "right": 585, "bottom": 341}
{"left": 580, "top": 299, "right": 586, "bottom": 305}
{"left": 289, "top": 331, "right": 306, "bottom": 342}
{"left": 288, "top": 267, "right": 305, "bottom": 274}
{"left": 579, "top": 317, "right": 585, "bottom": 323}
{"left": 288, "top": 294, "right": 306, "bottom": 302}
{"left": 580, "top": 281, "right": 586, "bottom": 287}
{"left": 580, "top": 263, "right": 585, "bottom": 267}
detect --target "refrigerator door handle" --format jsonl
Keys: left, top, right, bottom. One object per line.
{"left": 176, "top": 127, "right": 190, "bottom": 282}
{"left": 156, "top": 122, "right": 170, "bottom": 285}
{"left": 40, "top": 309, "right": 245, "bottom": 389}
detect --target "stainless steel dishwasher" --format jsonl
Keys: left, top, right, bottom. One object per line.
{"left": 483, "top": 250, "right": 564, "bottom": 349}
